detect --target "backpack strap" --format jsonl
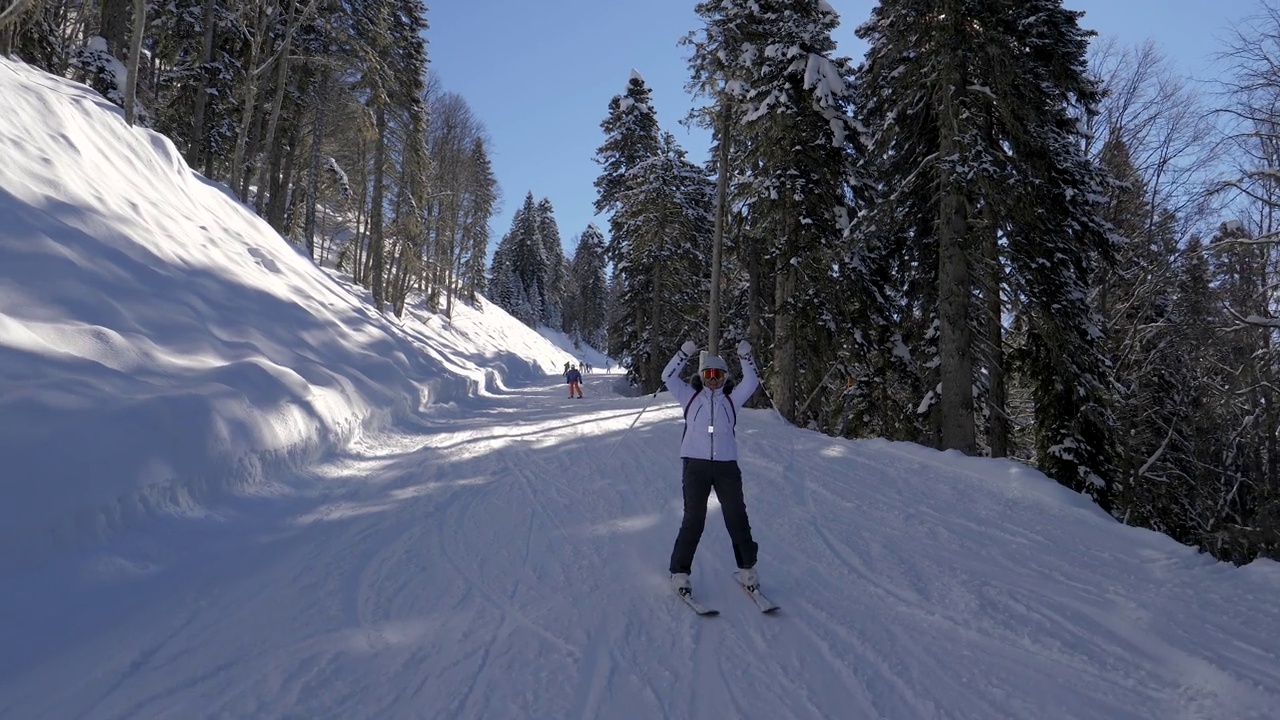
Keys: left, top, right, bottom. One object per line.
{"left": 681, "top": 388, "right": 702, "bottom": 442}
{"left": 682, "top": 389, "right": 737, "bottom": 441}
{"left": 683, "top": 388, "right": 702, "bottom": 421}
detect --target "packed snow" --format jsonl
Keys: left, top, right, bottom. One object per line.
{"left": 2, "top": 56, "right": 1279, "bottom": 720}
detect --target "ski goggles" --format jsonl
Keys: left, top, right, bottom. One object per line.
{"left": 701, "top": 368, "right": 726, "bottom": 380}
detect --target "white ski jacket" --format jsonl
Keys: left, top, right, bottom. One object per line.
{"left": 661, "top": 348, "right": 760, "bottom": 462}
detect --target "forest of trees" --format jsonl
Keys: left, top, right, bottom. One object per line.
{"left": 487, "top": 193, "right": 610, "bottom": 351}
{"left": 0, "top": 0, "right": 497, "bottom": 319}
{"left": 587, "top": 1, "right": 1280, "bottom": 565}
{"left": 2, "top": 0, "right": 1278, "bottom": 564}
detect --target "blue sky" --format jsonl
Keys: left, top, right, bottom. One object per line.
{"left": 427, "top": 0, "right": 1249, "bottom": 258}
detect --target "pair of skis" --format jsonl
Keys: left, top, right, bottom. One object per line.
{"left": 677, "top": 572, "right": 779, "bottom": 615}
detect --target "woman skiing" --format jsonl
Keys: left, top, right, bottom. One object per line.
{"left": 660, "top": 339, "right": 761, "bottom": 599}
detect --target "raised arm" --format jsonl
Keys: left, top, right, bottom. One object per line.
{"left": 730, "top": 340, "right": 760, "bottom": 407}
{"left": 662, "top": 341, "right": 698, "bottom": 406}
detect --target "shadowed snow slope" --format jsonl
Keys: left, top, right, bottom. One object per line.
{"left": 0, "top": 58, "right": 575, "bottom": 571}
{"left": 1, "top": 58, "right": 1279, "bottom": 720}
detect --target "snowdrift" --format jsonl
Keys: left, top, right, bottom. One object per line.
{"left": 0, "top": 58, "right": 574, "bottom": 570}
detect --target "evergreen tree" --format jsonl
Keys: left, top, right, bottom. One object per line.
{"left": 854, "top": 0, "right": 1118, "bottom": 503}
{"left": 610, "top": 133, "right": 715, "bottom": 390}
{"left": 1147, "top": 234, "right": 1229, "bottom": 547}
{"left": 536, "top": 198, "right": 567, "bottom": 329}
{"left": 593, "top": 72, "right": 665, "bottom": 378}
{"left": 493, "top": 193, "right": 548, "bottom": 327}
{"left": 488, "top": 231, "right": 525, "bottom": 319}
{"left": 594, "top": 71, "right": 663, "bottom": 221}
{"left": 844, "top": 4, "right": 941, "bottom": 445}
{"left": 1001, "top": 1, "right": 1117, "bottom": 504}
{"left": 1093, "top": 138, "right": 1187, "bottom": 528}
{"left": 593, "top": 72, "right": 705, "bottom": 388}
{"left": 1200, "top": 221, "right": 1280, "bottom": 561}
{"left": 564, "top": 225, "right": 610, "bottom": 349}
{"left": 459, "top": 138, "right": 498, "bottom": 306}
{"left": 686, "top": 0, "right": 861, "bottom": 424}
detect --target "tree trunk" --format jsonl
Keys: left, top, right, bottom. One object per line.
{"left": 936, "top": 6, "right": 976, "bottom": 455}
{"left": 238, "top": 103, "right": 267, "bottom": 200}
{"left": 773, "top": 256, "right": 797, "bottom": 420}
{"left": 369, "top": 102, "right": 388, "bottom": 309}
{"left": 254, "top": 0, "right": 301, "bottom": 217}
{"left": 984, "top": 215, "right": 1009, "bottom": 457}
{"left": 350, "top": 135, "right": 369, "bottom": 283}
{"left": 267, "top": 119, "right": 301, "bottom": 232}
{"left": 708, "top": 103, "right": 731, "bottom": 356}
{"left": 303, "top": 73, "right": 329, "bottom": 258}
{"left": 229, "top": 1, "right": 270, "bottom": 199}
{"left": 99, "top": 0, "right": 129, "bottom": 61}
{"left": 745, "top": 222, "right": 763, "bottom": 375}
{"left": 388, "top": 236, "right": 407, "bottom": 315}
{"left": 938, "top": 187, "right": 975, "bottom": 454}
{"left": 439, "top": 198, "right": 463, "bottom": 311}
{"left": 122, "top": 0, "right": 144, "bottom": 126}
{"left": 446, "top": 242, "right": 465, "bottom": 320}
{"left": 648, "top": 253, "right": 663, "bottom": 393}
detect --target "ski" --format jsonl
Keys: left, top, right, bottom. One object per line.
{"left": 734, "top": 571, "right": 780, "bottom": 613}
{"left": 676, "top": 588, "right": 719, "bottom": 616}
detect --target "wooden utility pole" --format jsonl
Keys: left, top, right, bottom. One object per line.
{"left": 708, "top": 100, "right": 730, "bottom": 356}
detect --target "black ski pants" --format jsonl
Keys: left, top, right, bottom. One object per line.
{"left": 669, "top": 458, "right": 758, "bottom": 575}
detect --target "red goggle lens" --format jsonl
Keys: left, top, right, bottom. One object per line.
{"left": 701, "top": 368, "right": 725, "bottom": 380}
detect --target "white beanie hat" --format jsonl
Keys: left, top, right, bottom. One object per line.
{"left": 698, "top": 351, "right": 728, "bottom": 373}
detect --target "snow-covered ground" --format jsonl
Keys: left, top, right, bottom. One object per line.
{"left": 2, "top": 57, "right": 1279, "bottom": 720}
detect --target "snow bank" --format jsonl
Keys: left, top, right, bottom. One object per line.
{"left": 0, "top": 58, "right": 574, "bottom": 570}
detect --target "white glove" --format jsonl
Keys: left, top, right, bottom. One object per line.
{"left": 680, "top": 340, "right": 698, "bottom": 357}
{"left": 736, "top": 339, "right": 753, "bottom": 358}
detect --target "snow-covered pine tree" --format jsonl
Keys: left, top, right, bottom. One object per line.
{"left": 998, "top": 1, "right": 1118, "bottom": 506}
{"left": 610, "top": 133, "right": 715, "bottom": 391}
{"left": 488, "top": 231, "right": 526, "bottom": 319}
{"left": 686, "top": 0, "right": 860, "bottom": 424}
{"left": 593, "top": 71, "right": 666, "bottom": 380}
{"left": 854, "top": 0, "right": 1118, "bottom": 501}
{"left": 535, "top": 199, "right": 567, "bottom": 330}
{"left": 853, "top": 0, "right": 997, "bottom": 452}
{"left": 1092, "top": 138, "right": 1188, "bottom": 529}
{"left": 1201, "top": 220, "right": 1280, "bottom": 561}
{"left": 594, "top": 71, "right": 663, "bottom": 222}
{"left": 564, "top": 225, "right": 610, "bottom": 349}
{"left": 499, "top": 193, "right": 548, "bottom": 327}
{"left": 592, "top": 71, "right": 708, "bottom": 388}
{"left": 459, "top": 138, "right": 498, "bottom": 306}
{"left": 846, "top": 2, "right": 946, "bottom": 445}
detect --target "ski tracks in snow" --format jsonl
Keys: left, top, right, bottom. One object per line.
{"left": 4, "top": 373, "right": 1280, "bottom": 719}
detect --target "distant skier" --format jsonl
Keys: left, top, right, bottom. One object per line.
{"left": 661, "top": 339, "right": 761, "bottom": 599}
{"left": 566, "top": 365, "right": 584, "bottom": 398}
